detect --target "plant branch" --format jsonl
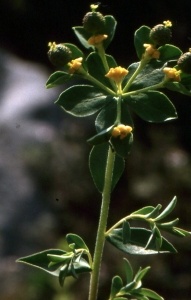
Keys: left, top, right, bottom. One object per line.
{"left": 88, "top": 146, "right": 115, "bottom": 300}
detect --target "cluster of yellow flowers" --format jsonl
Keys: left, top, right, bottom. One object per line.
{"left": 143, "top": 44, "right": 160, "bottom": 60}
{"left": 68, "top": 57, "right": 83, "bottom": 74}
{"left": 163, "top": 67, "right": 181, "bottom": 82}
{"left": 111, "top": 124, "right": 132, "bottom": 140}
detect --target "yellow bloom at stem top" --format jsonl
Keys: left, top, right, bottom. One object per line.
{"left": 143, "top": 44, "right": 160, "bottom": 61}
{"left": 111, "top": 124, "right": 132, "bottom": 140}
{"left": 163, "top": 20, "right": 172, "bottom": 28}
{"left": 68, "top": 57, "right": 83, "bottom": 74}
{"left": 88, "top": 34, "right": 108, "bottom": 45}
{"left": 163, "top": 67, "right": 181, "bottom": 82}
{"left": 105, "top": 67, "right": 129, "bottom": 84}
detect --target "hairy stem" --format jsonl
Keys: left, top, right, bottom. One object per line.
{"left": 88, "top": 146, "right": 115, "bottom": 300}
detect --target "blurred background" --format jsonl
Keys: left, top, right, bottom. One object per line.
{"left": 0, "top": 0, "right": 191, "bottom": 299}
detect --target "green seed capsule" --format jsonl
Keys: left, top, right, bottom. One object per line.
{"left": 48, "top": 42, "right": 72, "bottom": 67}
{"left": 150, "top": 24, "right": 172, "bottom": 46}
{"left": 177, "top": 51, "right": 191, "bottom": 74}
{"left": 83, "top": 11, "right": 105, "bottom": 34}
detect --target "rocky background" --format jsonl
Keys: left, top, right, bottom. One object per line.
{"left": 0, "top": 0, "right": 191, "bottom": 299}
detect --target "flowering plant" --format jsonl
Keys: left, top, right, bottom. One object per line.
{"left": 17, "top": 4, "right": 191, "bottom": 300}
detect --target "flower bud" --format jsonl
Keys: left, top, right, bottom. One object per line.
{"left": 149, "top": 21, "right": 172, "bottom": 46}
{"left": 83, "top": 11, "right": 105, "bottom": 34}
{"left": 48, "top": 42, "right": 72, "bottom": 67}
{"left": 177, "top": 51, "right": 191, "bottom": 74}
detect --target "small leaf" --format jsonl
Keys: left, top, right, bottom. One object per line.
{"left": 134, "top": 26, "right": 152, "bottom": 60}
{"left": 110, "top": 276, "right": 123, "bottom": 299}
{"left": 122, "top": 220, "right": 131, "bottom": 244}
{"left": 46, "top": 71, "right": 80, "bottom": 89}
{"left": 154, "top": 196, "right": 177, "bottom": 221}
{"left": 16, "top": 249, "right": 67, "bottom": 276}
{"left": 134, "top": 266, "right": 150, "bottom": 283}
{"left": 72, "top": 26, "right": 93, "bottom": 50}
{"left": 59, "top": 263, "right": 70, "bottom": 287}
{"left": 87, "top": 126, "right": 113, "bottom": 146}
{"left": 64, "top": 43, "right": 85, "bottom": 60}
{"left": 145, "top": 204, "right": 162, "bottom": 219}
{"left": 56, "top": 85, "right": 112, "bottom": 117}
{"left": 123, "top": 258, "right": 133, "bottom": 284}
{"left": 119, "top": 281, "right": 137, "bottom": 295}
{"left": 103, "top": 15, "right": 117, "bottom": 49}
{"left": 125, "top": 91, "right": 177, "bottom": 123}
{"left": 157, "top": 218, "right": 179, "bottom": 229}
{"left": 66, "top": 234, "right": 89, "bottom": 251}
{"left": 164, "top": 81, "right": 191, "bottom": 97}
{"left": 106, "top": 228, "right": 177, "bottom": 255}
{"left": 136, "top": 288, "right": 164, "bottom": 300}
{"left": 131, "top": 206, "right": 155, "bottom": 216}
{"left": 111, "top": 132, "right": 133, "bottom": 158}
{"left": 158, "top": 44, "right": 182, "bottom": 61}
{"left": 89, "top": 143, "right": 125, "bottom": 193}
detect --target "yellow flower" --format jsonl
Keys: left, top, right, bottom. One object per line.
{"left": 105, "top": 67, "right": 129, "bottom": 84}
{"left": 143, "top": 44, "right": 160, "bottom": 60}
{"left": 68, "top": 57, "right": 83, "bottom": 74}
{"left": 163, "top": 67, "right": 181, "bottom": 82}
{"left": 90, "top": 4, "right": 99, "bottom": 11}
{"left": 111, "top": 124, "right": 132, "bottom": 140}
{"left": 163, "top": 20, "right": 172, "bottom": 28}
{"left": 88, "top": 34, "right": 108, "bottom": 45}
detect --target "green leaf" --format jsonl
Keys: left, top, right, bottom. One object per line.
{"left": 158, "top": 44, "right": 182, "bottom": 61}
{"left": 164, "top": 81, "right": 191, "bottom": 97}
{"left": 144, "top": 204, "right": 162, "bottom": 219}
{"left": 17, "top": 249, "right": 67, "bottom": 276}
{"left": 66, "top": 234, "right": 89, "bottom": 251}
{"left": 134, "top": 266, "right": 150, "bottom": 283}
{"left": 56, "top": 85, "right": 112, "bottom": 116}
{"left": 154, "top": 196, "right": 177, "bottom": 221}
{"left": 106, "top": 228, "right": 177, "bottom": 255}
{"left": 64, "top": 43, "right": 84, "bottom": 60}
{"left": 59, "top": 263, "right": 70, "bottom": 287}
{"left": 159, "top": 226, "right": 191, "bottom": 237}
{"left": 72, "top": 26, "right": 93, "bottom": 50}
{"left": 46, "top": 71, "right": 80, "bottom": 88}
{"left": 66, "top": 233, "right": 89, "bottom": 251}
{"left": 125, "top": 91, "right": 177, "bottom": 123}
{"left": 103, "top": 15, "right": 117, "bottom": 49}
{"left": 89, "top": 143, "right": 125, "bottom": 193}
{"left": 110, "top": 276, "right": 123, "bottom": 299}
{"left": 136, "top": 288, "right": 164, "bottom": 300}
{"left": 86, "top": 53, "right": 115, "bottom": 89}
{"left": 119, "top": 281, "right": 137, "bottom": 295}
{"left": 131, "top": 206, "right": 155, "bottom": 216}
{"left": 123, "top": 258, "right": 133, "bottom": 284}
{"left": 122, "top": 220, "right": 131, "bottom": 244}
{"left": 134, "top": 26, "right": 152, "bottom": 60}
{"left": 87, "top": 126, "right": 113, "bottom": 146}
{"left": 111, "top": 132, "right": 133, "bottom": 158}
{"left": 157, "top": 218, "right": 179, "bottom": 229}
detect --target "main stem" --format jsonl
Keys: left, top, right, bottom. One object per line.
{"left": 88, "top": 146, "right": 115, "bottom": 300}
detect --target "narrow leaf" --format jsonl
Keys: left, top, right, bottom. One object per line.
{"left": 123, "top": 258, "right": 133, "bottom": 284}
{"left": 138, "top": 288, "right": 164, "bottom": 300}
{"left": 59, "top": 263, "right": 70, "bottom": 287}
{"left": 154, "top": 196, "right": 177, "bottom": 221}
{"left": 131, "top": 206, "right": 155, "bottom": 216}
{"left": 145, "top": 204, "right": 162, "bottom": 219}
{"left": 110, "top": 276, "right": 123, "bottom": 299}
{"left": 134, "top": 266, "right": 150, "bottom": 283}
{"left": 122, "top": 220, "right": 131, "bottom": 244}
{"left": 46, "top": 71, "right": 80, "bottom": 88}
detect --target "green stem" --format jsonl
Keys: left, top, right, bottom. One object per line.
{"left": 122, "top": 81, "right": 165, "bottom": 98}
{"left": 97, "top": 46, "right": 118, "bottom": 92}
{"left": 115, "top": 95, "right": 122, "bottom": 124}
{"left": 83, "top": 72, "right": 116, "bottom": 96}
{"left": 88, "top": 146, "right": 115, "bottom": 300}
{"left": 122, "top": 60, "right": 147, "bottom": 93}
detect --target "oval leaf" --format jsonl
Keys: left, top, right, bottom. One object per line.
{"left": 46, "top": 71, "right": 80, "bottom": 89}
{"left": 125, "top": 91, "right": 177, "bottom": 122}
{"left": 106, "top": 228, "right": 177, "bottom": 255}
{"left": 89, "top": 143, "right": 125, "bottom": 193}
{"left": 66, "top": 234, "right": 89, "bottom": 251}
{"left": 55, "top": 85, "right": 112, "bottom": 116}
{"left": 111, "top": 132, "right": 133, "bottom": 158}
{"left": 134, "top": 26, "right": 152, "bottom": 60}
